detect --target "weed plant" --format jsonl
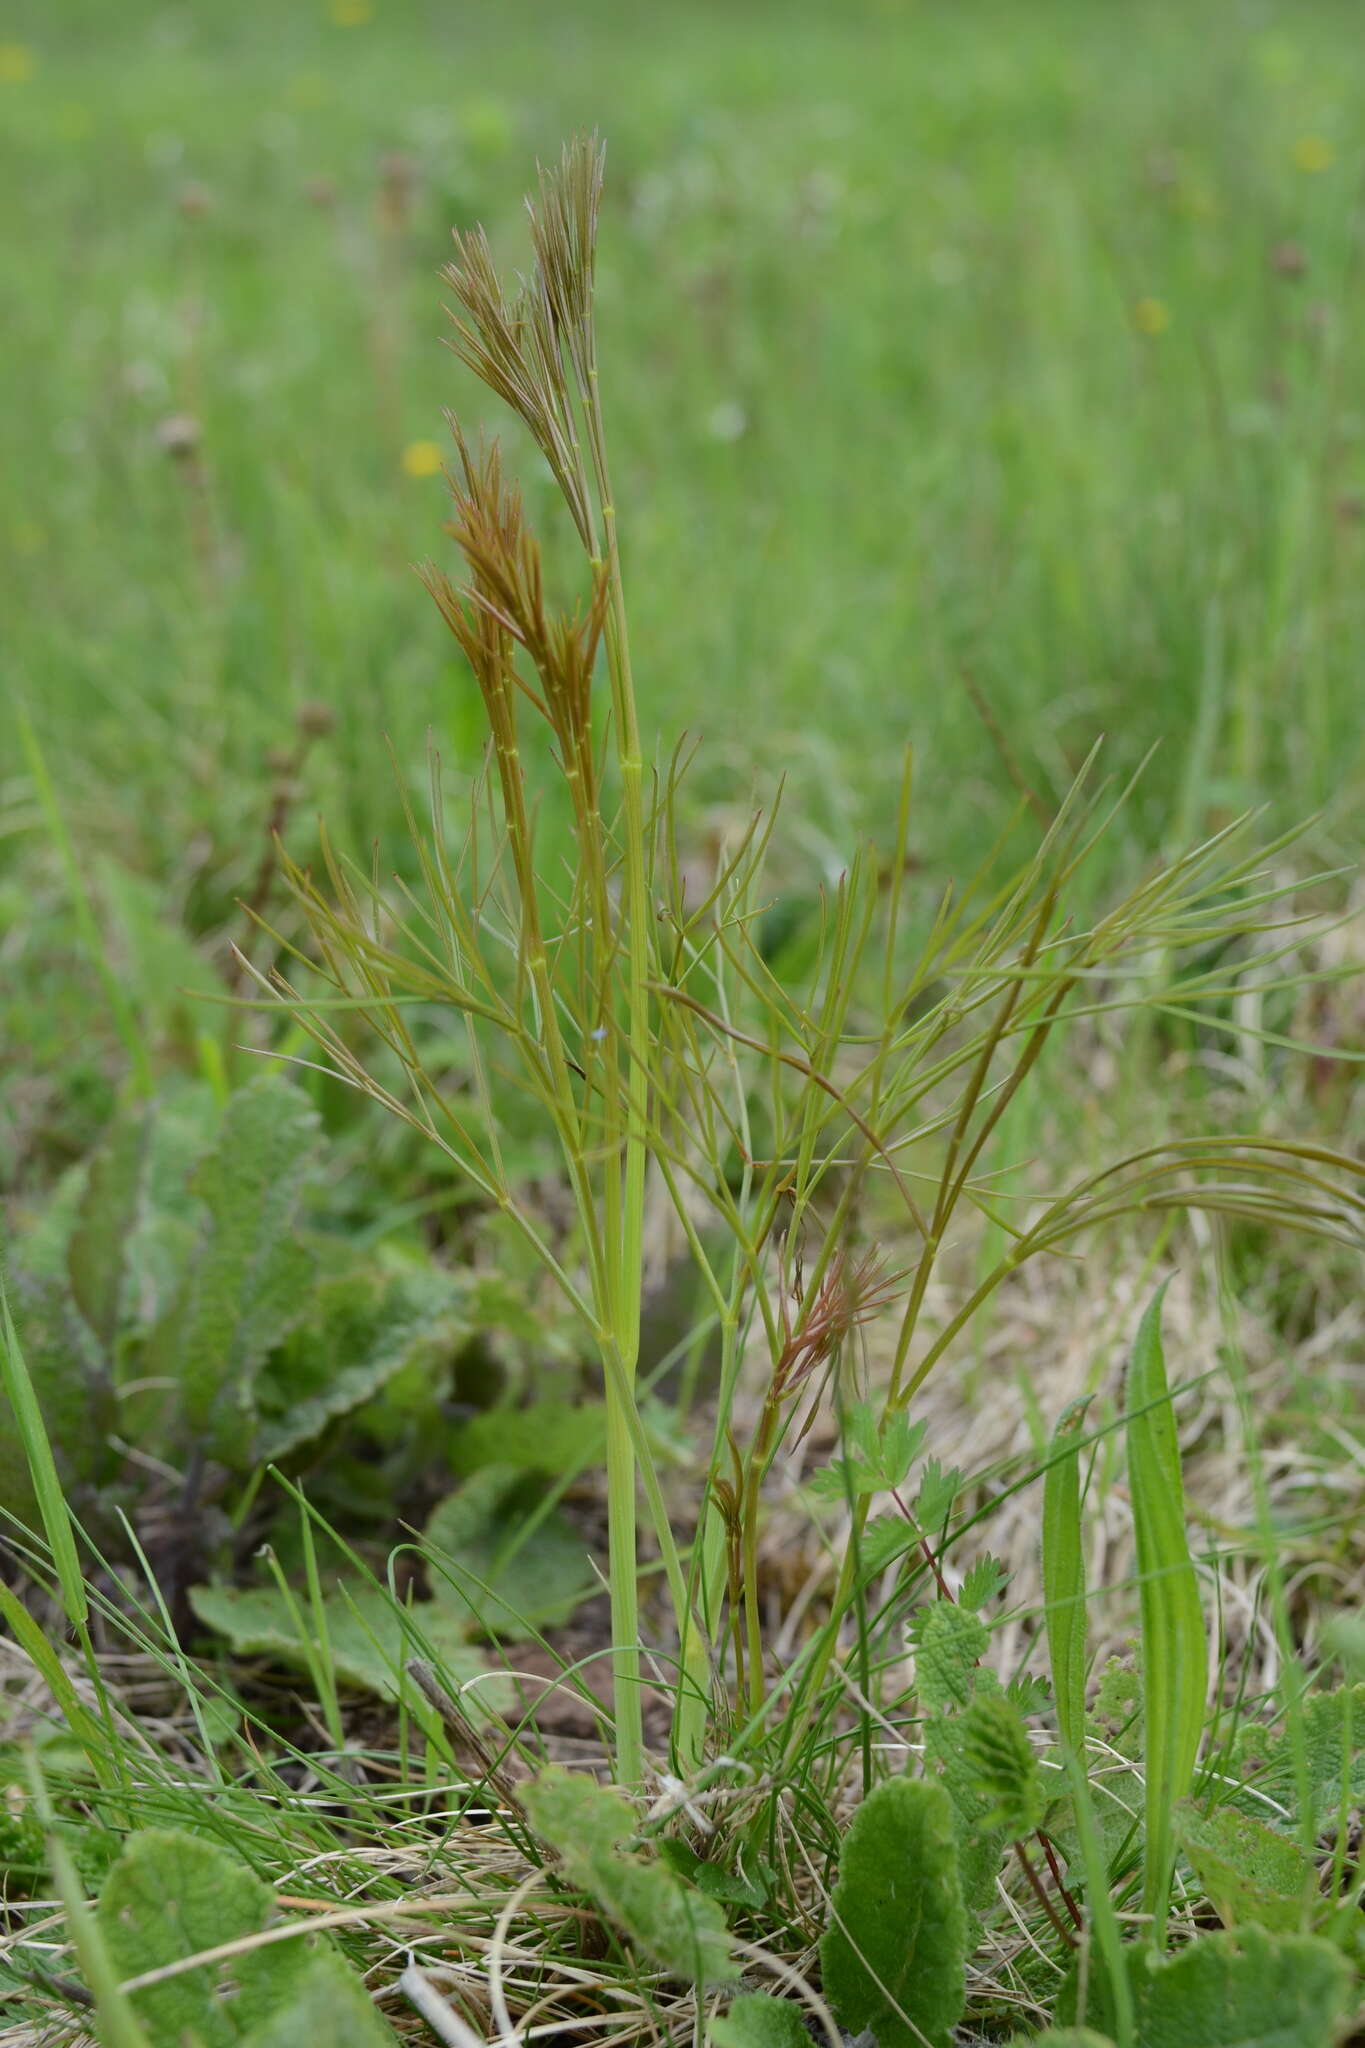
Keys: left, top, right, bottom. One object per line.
{"left": 1, "top": 133, "right": 1363, "bottom": 2048}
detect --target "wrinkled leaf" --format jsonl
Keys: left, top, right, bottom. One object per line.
{"left": 254, "top": 1268, "right": 472, "bottom": 1462}
{"left": 820, "top": 1776, "right": 967, "bottom": 2048}
{"left": 96, "top": 1829, "right": 327, "bottom": 2045}
{"left": 448, "top": 1398, "right": 609, "bottom": 1478}
{"left": 961, "top": 1693, "right": 1044, "bottom": 1839}
{"left": 1177, "top": 1801, "right": 1318, "bottom": 1934}
{"left": 911, "top": 1599, "right": 989, "bottom": 1712}
{"left": 524, "top": 1766, "right": 736, "bottom": 1986}
{"left": 710, "top": 1993, "right": 811, "bottom": 2048}
{"left": 145, "top": 1077, "right": 320, "bottom": 1465}
{"left": 67, "top": 1106, "right": 153, "bottom": 1352}
{"left": 1136, "top": 1924, "right": 1352, "bottom": 2045}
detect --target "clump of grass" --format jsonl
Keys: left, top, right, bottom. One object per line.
{"left": 239, "top": 136, "right": 1363, "bottom": 1797}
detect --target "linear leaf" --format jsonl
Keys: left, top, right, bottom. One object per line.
{"left": 1125, "top": 1283, "right": 1207, "bottom": 1940}
{"left": 1043, "top": 1395, "right": 1091, "bottom": 1756}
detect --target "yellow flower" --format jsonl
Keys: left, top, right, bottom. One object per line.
{"left": 1133, "top": 297, "right": 1171, "bottom": 337}
{"left": 401, "top": 440, "right": 443, "bottom": 479}
{"left": 1292, "top": 135, "right": 1334, "bottom": 174}
{"left": 0, "top": 43, "right": 35, "bottom": 82}
{"left": 329, "top": 0, "right": 373, "bottom": 23}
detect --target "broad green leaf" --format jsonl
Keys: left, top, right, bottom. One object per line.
{"left": 144, "top": 1077, "right": 321, "bottom": 1465}
{"left": 187, "top": 1579, "right": 504, "bottom": 1719}
{"left": 1043, "top": 1396, "right": 1091, "bottom": 1756}
{"left": 424, "top": 1466, "right": 596, "bottom": 1638}
{"left": 1125, "top": 1283, "right": 1206, "bottom": 1938}
{"left": 1135, "top": 1924, "right": 1352, "bottom": 2045}
{"left": 710, "top": 1993, "right": 811, "bottom": 2048}
{"left": 523, "top": 1766, "right": 736, "bottom": 1987}
{"left": 1177, "top": 1801, "right": 1318, "bottom": 1933}
{"left": 96, "top": 1829, "right": 329, "bottom": 2045}
{"left": 960, "top": 1693, "right": 1044, "bottom": 1839}
{"left": 820, "top": 1777, "right": 967, "bottom": 2048}
{"left": 254, "top": 1268, "right": 473, "bottom": 1462}
{"left": 238, "top": 1951, "right": 400, "bottom": 2046}
{"left": 66, "top": 1106, "right": 153, "bottom": 1353}
{"left": 911, "top": 1599, "right": 989, "bottom": 1711}
{"left": 448, "top": 1397, "right": 609, "bottom": 1477}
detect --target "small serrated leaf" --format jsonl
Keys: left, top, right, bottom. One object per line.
{"left": 959, "top": 1555, "right": 1007, "bottom": 1612}
{"left": 820, "top": 1776, "right": 967, "bottom": 2048}
{"left": 523, "top": 1766, "right": 736, "bottom": 1987}
{"left": 915, "top": 1457, "right": 962, "bottom": 1533}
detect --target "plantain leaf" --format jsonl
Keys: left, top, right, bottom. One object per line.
{"left": 820, "top": 1776, "right": 967, "bottom": 2048}
{"left": 1043, "top": 1395, "right": 1092, "bottom": 1756}
{"left": 144, "top": 1077, "right": 321, "bottom": 1466}
{"left": 187, "top": 1577, "right": 505, "bottom": 1719}
{"left": 1125, "top": 1283, "right": 1207, "bottom": 1941}
{"left": 523, "top": 1766, "right": 737, "bottom": 1987}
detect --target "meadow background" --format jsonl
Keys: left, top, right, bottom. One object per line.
{"left": 5, "top": 1, "right": 1365, "bottom": 1188}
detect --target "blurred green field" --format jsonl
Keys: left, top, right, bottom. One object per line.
{"left": 3, "top": 0, "right": 1363, "bottom": 1167}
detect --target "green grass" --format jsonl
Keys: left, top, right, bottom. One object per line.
{"left": 4, "top": 0, "right": 1365, "bottom": 903}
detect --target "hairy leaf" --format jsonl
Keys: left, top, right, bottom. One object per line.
{"left": 710, "top": 1993, "right": 811, "bottom": 2048}
{"left": 961, "top": 1693, "right": 1044, "bottom": 1839}
{"left": 959, "top": 1554, "right": 1007, "bottom": 1612}
{"left": 1125, "top": 1284, "right": 1206, "bottom": 1938}
{"left": 820, "top": 1776, "right": 967, "bottom": 2048}
{"left": 1136, "top": 1924, "right": 1352, "bottom": 2045}
{"left": 424, "top": 1466, "right": 596, "bottom": 1637}
{"left": 144, "top": 1077, "right": 321, "bottom": 1465}
{"left": 96, "top": 1829, "right": 331, "bottom": 2044}
{"left": 1235, "top": 1686, "right": 1365, "bottom": 1835}
{"left": 911, "top": 1600, "right": 989, "bottom": 1711}
{"left": 1, "top": 1270, "right": 116, "bottom": 1508}
{"left": 523, "top": 1766, "right": 736, "bottom": 1986}
{"left": 924, "top": 1714, "right": 1008, "bottom": 1913}
{"left": 1177, "top": 1801, "right": 1318, "bottom": 1934}
{"left": 448, "top": 1397, "right": 609, "bottom": 1477}
{"left": 238, "top": 1952, "right": 400, "bottom": 2046}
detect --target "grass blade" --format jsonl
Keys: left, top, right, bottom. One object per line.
{"left": 1043, "top": 1395, "right": 1091, "bottom": 1757}
{"left": 1125, "top": 1282, "right": 1207, "bottom": 1944}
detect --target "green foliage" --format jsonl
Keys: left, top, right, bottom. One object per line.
{"left": 1176, "top": 1802, "right": 1318, "bottom": 1935}
{"left": 1125, "top": 1285, "right": 1208, "bottom": 1941}
{"left": 912, "top": 1599, "right": 990, "bottom": 1712}
{"left": 523, "top": 1767, "right": 736, "bottom": 1987}
{"left": 1138, "top": 1926, "right": 1352, "bottom": 2045}
{"left": 960, "top": 1693, "right": 1044, "bottom": 1840}
{"left": 95, "top": 1829, "right": 397, "bottom": 2045}
{"left": 807, "top": 1404, "right": 926, "bottom": 1502}
{"left": 237, "top": 1955, "right": 399, "bottom": 2047}
{"left": 1234, "top": 1686, "right": 1365, "bottom": 1836}
{"left": 821, "top": 1776, "right": 967, "bottom": 2048}
{"left": 448, "top": 1397, "right": 608, "bottom": 1477}
{"left": 424, "top": 1466, "right": 597, "bottom": 1636}
{"left": 710, "top": 1993, "right": 811, "bottom": 2048}
{"left": 1044, "top": 1396, "right": 1092, "bottom": 1757}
